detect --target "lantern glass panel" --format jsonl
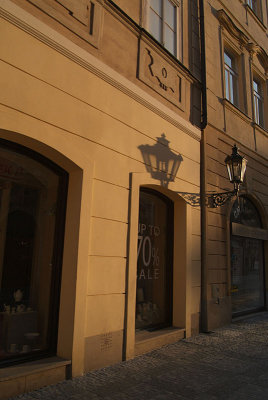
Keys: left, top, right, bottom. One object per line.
{"left": 232, "top": 163, "right": 242, "bottom": 182}
{"left": 226, "top": 163, "right": 233, "bottom": 182}
{"left": 240, "top": 158, "right": 247, "bottom": 182}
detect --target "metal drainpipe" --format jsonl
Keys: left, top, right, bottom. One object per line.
{"left": 199, "top": 0, "right": 208, "bottom": 332}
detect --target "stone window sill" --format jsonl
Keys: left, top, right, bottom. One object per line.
{"left": 0, "top": 357, "right": 71, "bottom": 382}
{"left": 222, "top": 99, "right": 251, "bottom": 123}
{"left": 0, "top": 357, "right": 71, "bottom": 399}
{"left": 253, "top": 122, "right": 268, "bottom": 137}
{"left": 135, "top": 327, "right": 185, "bottom": 356}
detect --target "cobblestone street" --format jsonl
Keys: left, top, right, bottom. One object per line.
{"left": 10, "top": 312, "right": 268, "bottom": 400}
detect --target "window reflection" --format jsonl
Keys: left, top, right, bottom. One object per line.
{"left": 0, "top": 145, "right": 66, "bottom": 363}
{"left": 148, "top": 0, "right": 177, "bottom": 57}
{"left": 136, "top": 189, "right": 173, "bottom": 331}
{"left": 230, "top": 197, "right": 265, "bottom": 315}
{"left": 231, "top": 237, "right": 264, "bottom": 314}
{"left": 224, "top": 50, "right": 238, "bottom": 106}
{"left": 230, "top": 197, "right": 262, "bottom": 227}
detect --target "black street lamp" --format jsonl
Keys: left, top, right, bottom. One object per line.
{"left": 208, "top": 144, "right": 247, "bottom": 207}
{"left": 225, "top": 144, "right": 247, "bottom": 191}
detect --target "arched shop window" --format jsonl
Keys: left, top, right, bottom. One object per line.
{"left": 230, "top": 196, "right": 265, "bottom": 316}
{"left": 136, "top": 188, "right": 173, "bottom": 331}
{"left": 0, "top": 140, "right": 68, "bottom": 366}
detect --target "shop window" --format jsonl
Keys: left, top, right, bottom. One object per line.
{"left": 224, "top": 50, "right": 239, "bottom": 106}
{"left": 0, "top": 141, "right": 67, "bottom": 366}
{"left": 253, "top": 78, "right": 264, "bottom": 128}
{"left": 146, "top": 0, "right": 181, "bottom": 58}
{"left": 230, "top": 197, "right": 265, "bottom": 316}
{"left": 136, "top": 188, "right": 173, "bottom": 331}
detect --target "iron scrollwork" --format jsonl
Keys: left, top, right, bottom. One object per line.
{"left": 207, "top": 190, "right": 237, "bottom": 208}
{"left": 176, "top": 190, "right": 238, "bottom": 208}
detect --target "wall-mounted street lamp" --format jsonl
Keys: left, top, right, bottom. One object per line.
{"left": 139, "top": 138, "right": 247, "bottom": 208}
{"left": 208, "top": 144, "right": 247, "bottom": 207}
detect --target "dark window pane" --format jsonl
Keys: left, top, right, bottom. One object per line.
{"left": 165, "top": 0, "right": 176, "bottom": 29}
{"left": 150, "top": 0, "right": 161, "bottom": 15}
{"left": 253, "top": 80, "right": 259, "bottom": 93}
{"left": 164, "top": 24, "right": 176, "bottom": 55}
{"left": 149, "top": 9, "right": 162, "bottom": 42}
{"left": 0, "top": 145, "right": 66, "bottom": 363}
{"left": 230, "top": 196, "right": 264, "bottom": 315}
{"left": 231, "top": 237, "right": 264, "bottom": 314}
{"left": 136, "top": 189, "right": 173, "bottom": 330}
{"left": 230, "top": 197, "right": 262, "bottom": 227}
{"left": 224, "top": 51, "right": 233, "bottom": 68}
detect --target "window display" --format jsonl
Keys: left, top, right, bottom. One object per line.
{"left": 136, "top": 188, "right": 173, "bottom": 330}
{"left": 0, "top": 142, "right": 67, "bottom": 365}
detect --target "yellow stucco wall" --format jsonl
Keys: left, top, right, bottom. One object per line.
{"left": 0, "top": 0, "right": 201, "bottom": 377}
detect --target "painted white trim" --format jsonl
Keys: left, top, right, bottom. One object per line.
{"left": 0, "top": 0, "right": 201, "bottom": 142}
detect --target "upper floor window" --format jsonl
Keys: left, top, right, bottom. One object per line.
{"left": 253, "top": 79, "right": 264, "bottom": 127}
{"left": 246, "top": 0, "right": 263, "bottom": 21}
{"left": 224, "top": 51, "right": 238, "bottom": 106}
{"left": 247, "top": 0, "right": 258, "bottom": 12}
{"left": 147, "top": 0, "right": 179, "bottom": 57}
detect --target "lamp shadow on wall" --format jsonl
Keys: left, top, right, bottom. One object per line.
{"left": 138, "top": 134, "right": 183, "bottom": 188}
{"left": 139, "top": 134, "right": 202, "bottom": 207}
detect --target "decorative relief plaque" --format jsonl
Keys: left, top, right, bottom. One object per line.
{"left": 27, "top": 0, "right": 102, "bottom": 48}
{"left": 138, "top": 41, "right": 185, "bottom": 110}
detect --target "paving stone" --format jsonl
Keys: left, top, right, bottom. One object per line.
{"left": 8, "top": 312, "right": 268, "bottom": 400}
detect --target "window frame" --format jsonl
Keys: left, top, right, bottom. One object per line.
{"left": 253, "top": 77, "right": 265, "bottom": 127}
{"left": 246, "top": 0, "right": 263, "bottom": 21}
{"left": 144, "top": 0, "right": 182, "bottom": 60}
{"left": 224, "top": 49, "right": 239, "bottom": 107}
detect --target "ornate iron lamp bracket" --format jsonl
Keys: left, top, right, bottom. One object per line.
{"left": 175, "top": 190, "right": 238, "bottom": 208}
{"left": 206, "top": 190, "right": 237, "bottom": 208}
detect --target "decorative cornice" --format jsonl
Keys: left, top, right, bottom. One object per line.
{"left": 247, "top": 43, "right": 268, "bottom": 75}
{"left": 217, "top": 9, "right": 249, "bottom": 47}
{"left": 0, "top": 0, "right": 201, "bottom": 142}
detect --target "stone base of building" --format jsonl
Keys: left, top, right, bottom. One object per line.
{"left": 0, "top": 357, "right": 71, "bottom": 400}
{"left": 135, "top": 327, "right": 185, "bottom": 356}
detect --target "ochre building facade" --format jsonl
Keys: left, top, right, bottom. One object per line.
{"left": 0, "top": 0, "right": 203, "bottom": 397}
{"left": 202, "top": 0, "right": 268, "bottom": 330}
